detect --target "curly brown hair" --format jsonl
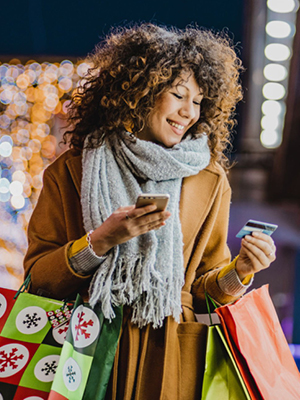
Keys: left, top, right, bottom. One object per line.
{"left": 64, "top": 23, "right": 243, "bottom": 168}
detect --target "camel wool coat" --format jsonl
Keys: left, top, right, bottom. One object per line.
{"left": 24, "top": 148, "right": 245, "bottom": 400}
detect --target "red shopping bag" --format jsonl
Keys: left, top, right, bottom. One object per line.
{"left": 0, "top": 281, "right": 71, "bottom": 400}
{"left": 215, "top": 285, "right": 300, "bottom": 400}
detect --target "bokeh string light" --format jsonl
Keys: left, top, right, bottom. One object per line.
{"left": 0, "top": 58, "right": 92, "bottom": 288}
{"left": 260, "top": 0, "right": 299, "bottom": 149}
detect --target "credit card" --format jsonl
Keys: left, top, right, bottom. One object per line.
{"left": 236, "top": 219, "right": 278, "bottom": 238}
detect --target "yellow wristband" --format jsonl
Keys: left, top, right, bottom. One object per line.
{"left": 69, "top": 234, "right": 89, "bottom": 257}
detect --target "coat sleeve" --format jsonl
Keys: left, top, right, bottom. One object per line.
{"left": 23, "top": 165, "right": 91, "bottom": 300}
{"left": 191, "top": 174, "right": 246, "bottom": 313}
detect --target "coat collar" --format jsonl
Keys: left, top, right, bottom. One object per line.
{"left": 66, "top": 154, "right": 82, "bottom": 195}
{"left": 179, "top": 169, "right": 222, "bottom": 258}
{"left": 65, "top": 154, "right": 222, "bottom": 255}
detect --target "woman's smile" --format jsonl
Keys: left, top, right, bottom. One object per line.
{"left": 167, "top": 119, "right": 186, "bottom": 132}
{"left": 138, "top": 72, "right": 203, "bottom": 147}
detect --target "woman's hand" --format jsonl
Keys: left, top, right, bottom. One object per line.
{"left": 89, "top": 204, "right": 171, "bottom": 256}
{"left": 235, "top": 231, "right": 276, "bottom": 281}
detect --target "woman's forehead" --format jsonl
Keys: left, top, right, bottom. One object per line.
{"left": 172, "top": 72, "right": 203, "bottom": 95}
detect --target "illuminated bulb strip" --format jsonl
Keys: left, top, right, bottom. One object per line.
{"left": 261, "top": 100, "right": 284, "bottom": 116}
{"left": 260, "top": 130, "right": 282, "bottom": 148}
{"left": 266, "top": 21, "right": 292, "bottom": 38}
{"left": 267, "top": 0, "right": 298, "bottom": 13}
{"left": 262, "top": 82, "right": 286, "bottom": 100}
{"left": 260, "top": 1, "right": 298, "bottom": 149}
{"left": 264, "top": 43, "right": 291, "bottom": 61}
{"left": 264, "top": 64, "right": 288, "bottom": 81}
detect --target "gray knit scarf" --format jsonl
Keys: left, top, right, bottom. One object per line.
{"left": 81, "top": 132, "right": 210, "bottom": 328}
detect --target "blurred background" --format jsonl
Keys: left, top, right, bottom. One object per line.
{"left": 1, "top": 0, "right": 300, "bottom": 362}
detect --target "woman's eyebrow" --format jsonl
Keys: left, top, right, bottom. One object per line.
{"left": 176, "top": 84, "right": 203, "bottom": 96}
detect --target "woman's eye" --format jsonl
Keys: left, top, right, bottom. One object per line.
{"left": 172, "top": 93, "right": 183, "bottom": 99}
{"left": 193, "top": 101, "right": 201, "bottom": 106}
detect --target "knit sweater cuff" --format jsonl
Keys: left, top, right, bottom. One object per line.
{"left": 218, "top": 257, "right": 254, "bottom": 297}
{"left": 68, "top": 235, "right": 107, "bottom": 275}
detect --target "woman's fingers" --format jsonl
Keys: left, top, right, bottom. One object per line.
{"left": 138, "top": 220, "right": 167, "bottom": 235}
{"left": 110, "top": 205, "right": 171, "bottom": 238}
{"left": 245, "top": 232, "right": 275, "bottom": 255}
{"left": 92, "top": 205, "right": 172, "bottom": 255}
{"left": 116, "top": 204, "right": 158, "bottom": 220}
{"left": 241, "top": 239, "right": 271, "bottom": 269}
{"left": 120, "top": 204, "right": 171, "bottom": 226}
{"left": 126, "top": 204, "right": 158, "bottom": 220}
{"left": 236, "top": 232, "right": 277, "bottom": 280}
{"left": 242, "top": 232, "right": 276, "bottom": 266}
{"left": 139, "top": 210, "right": 171, "bottom": 227}
{"left": 90, "top": 205, "right": 170, "bottom": 257}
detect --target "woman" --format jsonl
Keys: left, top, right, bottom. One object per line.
{"left": 24, "top": 24, "right": 276, "bottom": 399}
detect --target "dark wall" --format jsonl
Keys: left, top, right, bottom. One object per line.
{"left": 1, "top": 0, "right": 244, "bottom": 57}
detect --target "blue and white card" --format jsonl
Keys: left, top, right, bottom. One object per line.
{"left": 236, "top": 219, "right": 278, "bottom": 238}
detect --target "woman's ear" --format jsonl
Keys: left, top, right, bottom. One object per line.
{"left": 123, "top": 121, "right": 134, "bottom": 133}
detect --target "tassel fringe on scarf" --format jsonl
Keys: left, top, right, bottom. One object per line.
{"left": 81, "top": 133, "right": 210, "bottom": 328}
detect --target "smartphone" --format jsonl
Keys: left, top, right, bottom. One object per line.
{"left": 236, "top": 219, "right": 278, "bottom": 238}
{"left": 136, "top": 193, "right": 170, "bottom": 212}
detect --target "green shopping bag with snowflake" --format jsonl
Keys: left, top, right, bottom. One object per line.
{"left": 48, "top": 293, "right": 122, "bottom": 400}
{"left": 0, "top": 278, "right": 72, "bottom": 400}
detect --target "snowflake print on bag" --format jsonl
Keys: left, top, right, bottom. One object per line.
{"left": 58, "top": 322, "right": 69, "bottom": 337}
{"left": 16, "top": 306, "right": 48, "bottom": 335}
{"left": 0, "top": 347, "right": 24, "bottom": 372}
{"left": 0, "top": 294, "right": 7, "bottom": 319}
{"left": 52, "top": 320, "right": 70, "bottom": 345}
{"left": 71, "top": 305, "right": 100, "bottom": 348}
{"left": 23, "top": 313, "right": 41, "bottom": 329}
{"left": 0, "top": 343, "right": 29, "bottom": 377}
{"left": 63, "top": 357, "right": 82, "bottom": 391}
{"left": 34, "top": 354, "right": 60, "bottom": 383}
{"left": 66, "top": 365, "right": 76, "bottom": 383}
{"left": 42, "top": 360, "right": 57, "bottom": 376}
{"left": 74, "top": 311, "right": 93, "bottom": 341}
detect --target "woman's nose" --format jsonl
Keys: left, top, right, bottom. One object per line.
{"left": 179, "top": 101, "right": 197, "bottom": 120}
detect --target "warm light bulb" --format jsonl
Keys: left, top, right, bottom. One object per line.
{"left": 261, "top": 100, "right": 283, "bottom": 116}
{"left": 11, "top": 194, "right": 25, "bottom": 209}
{"left": 262, "top": 82, "right": 286, "bottom": 100}
{"left": 9, "top": 180, "right": 23, "bottom": 196}
{"left": 265, "top": 43, "right": 291, "bottom": 61}
{"left": 266, "top": 21, "right": 292, "bottom": 38}
{"left": 264, "top": 64, "right": 288, "bottom": 81}
{"left": 267, "top": 0, "right": 297, "bottom": 13}
{"left": 260, "top": 130, "right": 282, "bottom": 148}
{"left": 0, "top": 142, "right": 13, "bottom": 157}
{"left": 261, "top": 115, "right": 279, "bottom": 130}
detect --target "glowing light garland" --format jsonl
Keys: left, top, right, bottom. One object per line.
{"left": 260, "top": 0, "right": 299, "bottom": 149}
{"left": 0, "top": 58, "right": 92, "bottom": 288}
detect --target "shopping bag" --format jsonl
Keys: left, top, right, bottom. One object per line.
{"left": 49, "top": 293, "right": 122, "bottom": 400}
{"left": 215, "top": 284, "right": 300, "bottom": 400}
{"left": 0, "top": 281, "right": 71, "bottom": 400}
{"left": 201, "top": 293, "right": 251, "bottom": 400}
{"left": 201, "top": 325, "right": 251, "bottom": 400}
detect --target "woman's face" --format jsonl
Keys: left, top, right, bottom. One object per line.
{"left": 138, "top": 72, "right": 203, "bottom": 148}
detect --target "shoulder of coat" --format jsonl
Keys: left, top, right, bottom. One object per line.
{"left": 201, "top": 161, "right": 231, "bottom": 193}
{"left": 45, "top": 148, "right": 82, "bottom": 174}
{"left": 204, "top": 161, "right": 227, "bottom": 176}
